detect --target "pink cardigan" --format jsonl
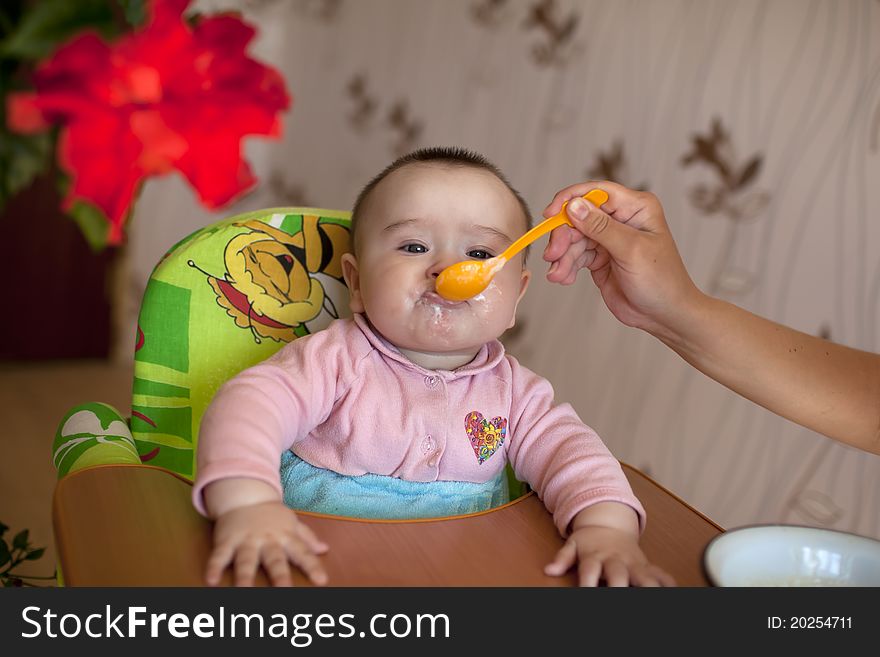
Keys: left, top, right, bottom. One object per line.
{"left": 193, "top": 314, "right": 645, "bottom": 535}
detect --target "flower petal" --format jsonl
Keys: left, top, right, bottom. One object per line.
{"left": 5, "top": 93, "right": 49, "bottom": 133}
{"left": 12, "top": 0, "right": 291, "bottom": 241}
{"left": 175, "top": 135, "right": 256, "bottom": 208}
{"left": 58, "top": 113, "right": 146, "bottom": 233}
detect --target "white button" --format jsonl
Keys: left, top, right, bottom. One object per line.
{"left": 424, "top": 375, "right": 439, "bottom": 389}
{"left": 427, "top": 455, "right": 439, "bottom": 468}
{"left": 421, "top": 435, "right": 434, "bottom": 453}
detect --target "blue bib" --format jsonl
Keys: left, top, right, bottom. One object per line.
{"left": 280, "top": 451, "right": 510, "bottom": 519}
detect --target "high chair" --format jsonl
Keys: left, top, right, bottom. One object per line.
{"left": 51, "top": 206, "right": 533, "bottom": 585}
{"left": 53, "top": 207, "right": 353, "bottom": 483}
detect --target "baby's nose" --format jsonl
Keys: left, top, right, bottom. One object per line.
{"left": 427, "top": 254, "right": 458, "bottom": 279}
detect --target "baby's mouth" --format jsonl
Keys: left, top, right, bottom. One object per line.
{"left": 419, "top": 290, "right": 466, "bottom": 308}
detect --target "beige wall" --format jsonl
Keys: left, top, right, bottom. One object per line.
{"left": 124, "top": 0, "right": 880, "bottom": 537}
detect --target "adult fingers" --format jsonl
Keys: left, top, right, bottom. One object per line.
{"left": 544, "top": 223, "right": 585, "bottom": 261}
{"left": 544, "top": 181, "right": 667, "bottom": 235}
{"left": 586, "top": 244, "right": 611, "bottom": 273}
{"left": 546, "top": 231, "right": 589, "bottom": 283}
{"left": 542, "top": 180, "right": 613, "bottom": 218}
{"left": 574, "top": 250, "right": 592, "bottom": 274}
{"left": 565, "top": 197, "right": 641, "bottom": 264}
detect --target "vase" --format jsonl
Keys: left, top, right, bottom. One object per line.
{"left": 0, "top": 173, "right": 117, "bottom": 360}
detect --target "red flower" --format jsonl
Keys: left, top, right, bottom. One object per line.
{"left": 6, "top": 0, "right": 290, "bottom": 245}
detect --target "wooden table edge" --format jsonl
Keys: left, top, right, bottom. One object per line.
{"left": 620, "top": 461, "right": 725, "bottom": 532}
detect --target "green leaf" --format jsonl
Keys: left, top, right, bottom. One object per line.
{"left": 67, "top": 199, "right": 111, "bottom": 252}
{"left": 25, "top": 547, "right": 46, "bottom": 561}
{"left": 0, "top": 130, "right": 53, "bottom": 208}
{"left": 0, "top": 538, "right": 10, "bottom": 567}
{"left": 12, "top": 529, "right": 28, "bottom": 551}
{"left": 119, "top": 0, "right": 148, "bottom": 28}
{"left": 0, "top": 0, "right": 119, "bottom": 61}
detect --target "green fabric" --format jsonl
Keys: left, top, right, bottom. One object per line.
{"left": 129, "top": 207, "right": 353, "bottom": 481}
{"left": 53, "top": 402, "right": 140, "bottom": 478}
{"left": 136, "top": 279, "right": 190, "bottom": 373}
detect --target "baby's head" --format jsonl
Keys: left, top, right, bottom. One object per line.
{"left": 349, "top": 148, "right": 532, "bottom": 257}
{"left": 341, "top": 147, "right": 532, "bottom": 366}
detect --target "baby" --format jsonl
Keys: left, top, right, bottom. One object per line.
{"left": 193, "top": 147, "right": 674, "bottom": 587}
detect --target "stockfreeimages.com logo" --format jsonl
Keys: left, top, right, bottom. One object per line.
{"left": 21, "top": 606, "right": 450, "bottom": 646}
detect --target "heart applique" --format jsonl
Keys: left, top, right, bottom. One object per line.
{"left": 464, "top": 411, "right": 507, "bottom": 464}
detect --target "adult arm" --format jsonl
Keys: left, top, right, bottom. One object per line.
{"left": 542, "top": 181, "right": 880, "bottom": 454}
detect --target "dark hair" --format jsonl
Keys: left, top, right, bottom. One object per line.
{"left": 350, "top": 146, "right": 532, "bottom": 259}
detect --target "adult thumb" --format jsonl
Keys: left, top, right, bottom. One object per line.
{"left": 566, "top": 196, "right": 631, "bottom": 258}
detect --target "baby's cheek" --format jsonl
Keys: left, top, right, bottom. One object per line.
{"left": 471, "top": 281, "right": 514, "bottom": 321}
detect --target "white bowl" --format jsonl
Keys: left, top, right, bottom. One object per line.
{"left": 703, "top": 524, "right": 880, "bottom": 587}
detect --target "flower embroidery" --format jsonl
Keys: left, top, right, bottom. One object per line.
{"left": 465, "top": 411, "right": 507, "bottom": 464}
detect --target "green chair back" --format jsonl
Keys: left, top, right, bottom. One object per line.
{"left": 55, "top": 207, "right": 351, "bottom": 480}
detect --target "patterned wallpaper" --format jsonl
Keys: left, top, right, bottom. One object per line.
{"left": 127, "top": 0, "right": 880, "bottom": 537}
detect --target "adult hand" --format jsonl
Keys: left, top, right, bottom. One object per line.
{"left": 542, "top": 181, "right": 701, "bottom": 338}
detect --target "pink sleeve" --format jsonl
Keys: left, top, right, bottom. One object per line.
{"left": 191, "top": 320, "right": 365, "bottom": 515}
{"left": 504, "top": 357, "right": 646, "bottom": 536}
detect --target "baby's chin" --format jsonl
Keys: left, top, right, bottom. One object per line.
{"left": 395, "top": 339, "right": 488, "bottom": 371}
{"left": 368, "top": 301, "right": 510, "bottom": 352}
{"left": 384, "top": 317, "right": 486, "bottom": 353}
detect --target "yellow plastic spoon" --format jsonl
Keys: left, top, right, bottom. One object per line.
{"left": 435, "top": 188, "right": 610, "bottom": 301}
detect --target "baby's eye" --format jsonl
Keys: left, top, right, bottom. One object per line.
{"left": 401, "top": 243, "right": 428, "bottom": 254}
{"left": 467, "top": 249, "right": 493, "bottom": 260}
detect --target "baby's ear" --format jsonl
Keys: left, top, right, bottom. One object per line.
{"left": 341, "top": 253, "right": 365, "bottom": 314}
{"left": 508, "top": 268, "right": 532, "bottom": 329}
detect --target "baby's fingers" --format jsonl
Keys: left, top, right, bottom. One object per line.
{"left": 262, "top": 543, "right": 293, "bottom": 587}
{"left": 205, "top": 542, "right": 236, "bottom": 586}
{"left": 294, "top": 522, "right": 329, "bottom": 555}
{"left": 233, "top": 543, "right": 261, "bottom": 587}
{"left": 544, "top": 539, "right": 577, "bottom": 577}
{"left": 600, "top": 558, "right": 630, "bottom": 587}
{"left": 630, "top": 564, "right": 677, "bottom": 588}
{"left": 655, "top": 567, "right": 677, "bottom": 587}
{"left": 576, "top": 557, "right": 603, "bottom": 587}
{"left": 285, "top": 540, "right": 329, "bottom": 586}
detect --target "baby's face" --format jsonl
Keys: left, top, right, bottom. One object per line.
{"left": 342, "top": 163, "right": 530, "bottom": 362}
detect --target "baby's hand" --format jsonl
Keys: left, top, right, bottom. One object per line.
{"left": 544, "top": 525, "right": 676, "bottom": 587}
{"left": 206, "top": 501, "right": 329, "bottom": 587}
